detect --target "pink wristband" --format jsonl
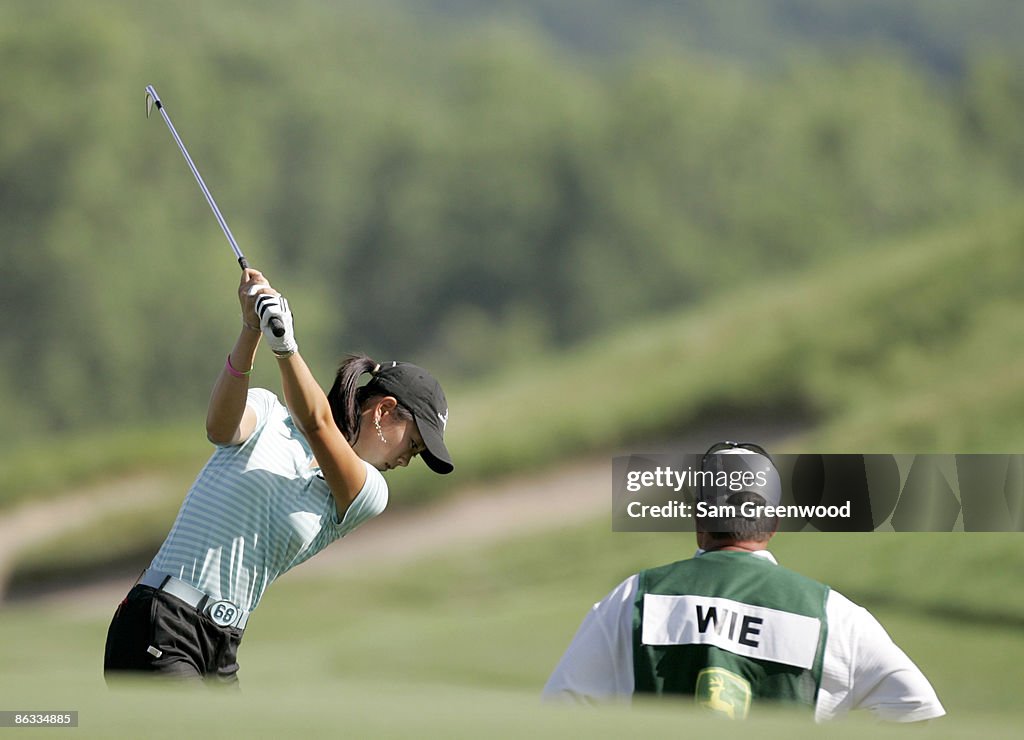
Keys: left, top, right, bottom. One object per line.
{"left": 226, "top": 354, "right": 252, "bottom": 378}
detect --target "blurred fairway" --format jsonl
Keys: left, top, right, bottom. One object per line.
{"left": 3, "top": 205, "right": 1024, "bottom": 737}
{"left": 1, "top": 519, "right": 1021, "bottom": 737}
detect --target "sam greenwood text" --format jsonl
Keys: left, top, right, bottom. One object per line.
{"left": 627, "top": 501, "right": 853, "bottom": 519}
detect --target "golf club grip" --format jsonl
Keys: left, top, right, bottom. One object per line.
{"left": 237, "top": 257, "right": 286, "bottom": 337}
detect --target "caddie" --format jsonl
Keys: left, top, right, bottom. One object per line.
{"left": 542, "top": 441, "right": 945, "bottom": 722}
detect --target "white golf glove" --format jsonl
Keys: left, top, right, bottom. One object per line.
{"left": 255, "top": 293, "right": 298, "bottom": 357}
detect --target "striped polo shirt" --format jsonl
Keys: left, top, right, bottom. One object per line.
{"left": 149, "top": 388, "right": 388, "bottom": 612}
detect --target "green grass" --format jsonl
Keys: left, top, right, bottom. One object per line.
{"left": 7, "top": 495, "right": 184, "bottom": 593}
{"left": 0, "top": 422, "right": 209, "bottom": 511}
{"left": 0, "top": 674, "right": 968, "bottom": 740}
{"left": 1, "top": 519, "right": 1021, "bottom": 736}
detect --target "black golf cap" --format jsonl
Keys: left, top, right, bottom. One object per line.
{"left": 367, "top": 361, "right": 453, "bottom": 474}
{"left": 698, "top": 444, "right": 781, "bottom": 507}
{"left": 697, "top": 442, "right": 781, "bottom": 534}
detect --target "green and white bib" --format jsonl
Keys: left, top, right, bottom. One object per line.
{"left": 632, "top": 550, "right": 829, "bottom": 718}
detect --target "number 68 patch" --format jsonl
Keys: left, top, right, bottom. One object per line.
{"left": 206, "top": 600, "right": 241, "bottom": 627}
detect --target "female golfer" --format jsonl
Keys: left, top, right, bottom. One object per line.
{"left": 104, "top": 269, "right": 453, "bottom": 684}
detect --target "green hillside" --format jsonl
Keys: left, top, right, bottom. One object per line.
{"left": 3, "top": 0, "right": 1023, "bottom": 445}
{"left": 8, "top": 204, "right": 1024, "bottom": 588}
{"left": 452, "top": 204, "right": 1024, "bottom": 474}
{"left": 398, "top": 0, "right": 1024, "bottom": 74}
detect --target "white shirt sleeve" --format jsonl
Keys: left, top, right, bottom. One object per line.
{"left": 210, "top": 388, "right": 278, "bottom": 447}
{"left": 245, "top": 388, "right": 278, "bottom": 421}
{"left": 542, "top": 574, "right": 638, "bottom": 703}
{"left": 816, "top": 589, "right": 945, "bottom": 723}
{"left": 330, "top": 461, "right": 389, "bottom": 536}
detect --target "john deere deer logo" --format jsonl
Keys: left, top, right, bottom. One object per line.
{"left": 696, "top": 668, "right": 751, "bottom": 720}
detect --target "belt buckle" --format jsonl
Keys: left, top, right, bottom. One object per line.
{"left": 205, "top": 599, "right": 242, "bottom": 628}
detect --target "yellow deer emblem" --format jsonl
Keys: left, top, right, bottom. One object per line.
{"left": 701, "top": 675, "right": 736, "bottom": 718}
{"left": 695, "top": 668, "right": 752, "bottom": 720}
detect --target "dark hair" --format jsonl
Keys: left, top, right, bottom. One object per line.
{"left": 326, "top": 354, "right": 413, "bottom": 443}
{"left": 696, "top": 491, "right": 777, "bottom": 543}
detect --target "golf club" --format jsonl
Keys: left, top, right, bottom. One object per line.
{"left": 144, "top": 84, "right": 284, "bottom": 337}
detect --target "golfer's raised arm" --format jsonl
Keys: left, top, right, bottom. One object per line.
{"left": 205, "top": 269, "right": 269, "bottom": 445}
{"left": 254, "top": 292, "right": 368, "bottom": 511}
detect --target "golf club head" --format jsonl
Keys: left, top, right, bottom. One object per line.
{"left": 145, "top": 85, "right": 160, "bottom": 119}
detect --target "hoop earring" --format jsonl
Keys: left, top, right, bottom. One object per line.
{"left": 375, "top": 418, "right": 388, "bottom": 444}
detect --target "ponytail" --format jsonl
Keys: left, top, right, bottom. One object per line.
{"left": 327, "top": 354, "right": 378, "bottom": 443}
{"left": 327, "top": 353, "right": 416, "bottom": 443}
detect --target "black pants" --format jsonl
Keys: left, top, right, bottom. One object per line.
{"left": 104, "top": 585, "right": 243, "bottom": 687}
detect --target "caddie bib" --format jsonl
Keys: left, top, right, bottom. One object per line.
{"left": 632, "top": 551, "right": 829, "bottom": 718}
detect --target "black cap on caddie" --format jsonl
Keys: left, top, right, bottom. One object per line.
{"left": 366, "top": 361, "right": 453, "bottom": 475}
{"left": 697, "top": 442, "right": 781, "bottom": 535}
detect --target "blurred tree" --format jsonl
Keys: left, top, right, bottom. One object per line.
{"left": 1, "top": 0, "right": 1022, "bottom": 447}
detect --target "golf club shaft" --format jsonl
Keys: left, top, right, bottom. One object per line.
{"left": 145, "top": 84, "right": 284, "bottom": 337}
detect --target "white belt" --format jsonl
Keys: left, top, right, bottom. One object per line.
{"left": 139, "top": 569, "right": 250, "bottom": 630}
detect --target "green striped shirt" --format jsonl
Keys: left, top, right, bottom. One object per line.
{"left": 150, "top": 388, "right": 388, "bottom": 611}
